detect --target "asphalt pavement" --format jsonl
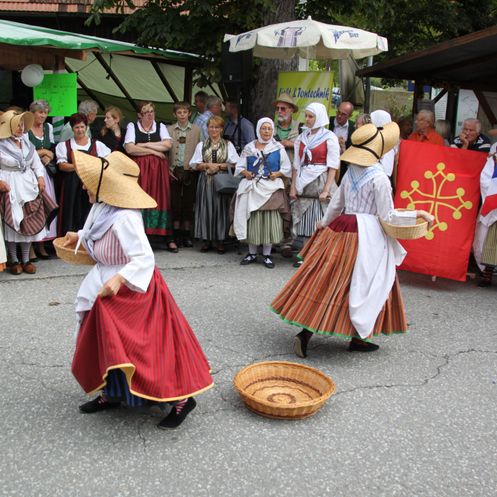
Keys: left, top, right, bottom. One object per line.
{"left": 0, "top": 246, "right": 495, "bottom": 497}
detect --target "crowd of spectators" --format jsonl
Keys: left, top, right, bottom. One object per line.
{"left": 0, "top": 92, "right": 495, "bottom": 285}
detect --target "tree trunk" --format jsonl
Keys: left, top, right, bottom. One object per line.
{"left": 247, "top": 0, "right": 298, "bottom": 123}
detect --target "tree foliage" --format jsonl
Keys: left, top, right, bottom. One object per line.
{"left": 299, "top": 0, "right": 497, "bottom": 59}
{"left": 89, "top": 0, "right": 275, "bottom": 85}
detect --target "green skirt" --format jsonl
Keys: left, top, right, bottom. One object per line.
{"left": 247, "top": 210, "right": 283, "bottom": 245}
{"left": 482, "top": 222, "right": 497, "bottom": 266}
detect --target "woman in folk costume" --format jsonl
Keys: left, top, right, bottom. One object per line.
{"left": 0, "top": 110, "right": 58, "bottom": 275}
{"left": 233, "top": 118, "right": 292, "bottom": 268}
{"left": 473, "top": 143, "right": 497, "bottom": 287}
{"left": 290, "top": 102, "right": 340, "bottom": 267}
{"left": 271, "top": 123, "right": 434, "bottom": 357}
{"left": 189, "top": 115, "right": 239, "bottom": 254}
{"left": 64, "top": 151, "right": 213, "bottom": 429}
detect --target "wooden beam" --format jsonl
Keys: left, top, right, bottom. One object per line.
{"left": 433, "top": 88, "right": 448, "bottom": 104}
{"left": 183, "top": 66, "right": 193, "bottom": 103}
{"left": 93, "top": 52, "right": 138, "bottom": 112}
{"left": 474, "top": 91, "right": 497, "bottom": 125}
{"left": 151, "top": 61, "right": 179, "bottom": 102}
{"left": 64, "top": 63, "right": 106, "bottom": 111}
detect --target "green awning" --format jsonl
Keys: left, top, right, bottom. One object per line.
{"left": 0, "top": 19, "right": 201, "bottom": 63}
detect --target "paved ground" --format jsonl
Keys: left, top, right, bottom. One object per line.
{"left": 0, "top": 246, "right": 496, "bottom": 497}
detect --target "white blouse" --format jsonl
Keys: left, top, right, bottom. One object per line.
{"left": 189, "top": 141, "right": 240, "bottom": 170}
{"left": 124, "top": 121, "right": 171, "bottom": 144}
{"left": 55, "top": 139, "right": 111, "bottom": 164}
{"left": 321, "top": 164, "right": 416, "bottom": 226}
{"left": 75, "top": 209, "right": 155, "bottom": 319}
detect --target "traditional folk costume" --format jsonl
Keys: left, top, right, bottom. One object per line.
{"left": 0, "top": 111, "right": 58, "bottom": 274}
{"left": 28, "top": 122, "right": 58, "bottom": 240}
{"left": 473, "top": 143, "right": 497, "bottom": 287}
{"left": 124, "top": 121, "right": 173, "bottom": 236}
{"left": 167, "top": 121, "right": 202, "bottom": 246}
{"left": 233, "top": 118, "right": 292, "bottom": 268}
{"left": 190, "top": 138, "right": 239, "bottom": 249}
{"left": 292, "top": 103, "right": 340, "bottom": 239}
{"left": 272, "top": 123, "right": 417, "bottom": 356}
{"left": 55, "top": 137, "right": 110, "bottom": 236}
{"left": 67, "top": 151, "right": 213, "bottom": 429}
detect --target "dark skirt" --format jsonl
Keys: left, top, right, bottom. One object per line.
{"left": 194, "top": 172, "right": 232, "bottom": 242}
{"left": 58, "top": 171, "right": 91, "bottom": 236}
{"left": 135, "top": 155, "right": 173, "bottom": 236}
{"left": 171, "top": 167, "right": 197, "bottom": 224}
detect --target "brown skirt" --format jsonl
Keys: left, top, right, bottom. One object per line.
{"left": 271, "top": 214, "right": 408, "bottom": 339}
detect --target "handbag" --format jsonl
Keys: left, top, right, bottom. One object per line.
{"left": 213, "top": 166, "right": 241, "bottom": 195}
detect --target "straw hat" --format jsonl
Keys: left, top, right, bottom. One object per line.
{"left": 0, "top": 110, "right": 34, "bottom": 139}
{"left": 340, "top": 122, "right": 400, "bottom": 167}
{"left": 274, "top": 93, "right": 298, "bottom": 113}
{"left": 73, "top": 151, "right": 158, "bottom": 209}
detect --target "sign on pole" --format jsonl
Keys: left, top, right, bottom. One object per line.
{"left": 33, "top": 73, "right": 78, "bottom": 117}
{"left": 276, "top": 71, "right": 335, "bottom": 122}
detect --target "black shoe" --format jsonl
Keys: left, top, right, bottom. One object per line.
{"left": 263, "top": 256, "right": 275, "bottom": 269}
{"left": 183, "top": 237, "right": 193, "bottom": 248}
{"left": 348, "top": 339, "right": 380, "bottom": 352}
{"left": 79, "top": 395, "right": 120, "bottom": 413}
{"left": 157, "top": 397, "right": 197, "bottom": 429}
{"left": 293, "top": 259, "right": 303, "bottom": 268}
{"left": 240, "top": 253, "right": 257, "bottom": 265}
{"left": 293, "top": 330, "right": 311, "bottom": 358}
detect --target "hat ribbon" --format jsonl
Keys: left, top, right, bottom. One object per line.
{"left": 96, "top": 157, "right": 110, "bottom": 203}
{"left": 352, "top": 129, "right": 385, "bottom": 161}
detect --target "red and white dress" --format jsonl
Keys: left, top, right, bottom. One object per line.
{"left": 72, "top": 204, "right": 213, "bottom": 402}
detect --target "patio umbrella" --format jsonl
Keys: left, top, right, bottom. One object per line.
{"left": 224, "top": 16, "right": 388, "bottom": 60}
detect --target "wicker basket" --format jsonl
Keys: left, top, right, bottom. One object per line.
{"left": 53, "top": 237, "right": 96, "bottom": 266}
{"left": 233, "top": 361, "right": 336, "bottom": 420}
{"left": 380, "top": 209, "right": 428, "bottom": 240}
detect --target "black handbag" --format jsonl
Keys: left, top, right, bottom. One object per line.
{"left": 213, "top": 166, "right": 241, "bottom": 195}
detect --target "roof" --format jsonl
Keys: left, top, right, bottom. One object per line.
{"left": 0, "top": 0, "right": 146, "bottom": 14}
{"left": 356, "top": 26, "right": 497, "bottom": 92}
{"left": 0, "top": 19, "right": 201, "bottom": 67}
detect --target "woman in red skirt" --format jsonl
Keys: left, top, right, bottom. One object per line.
{"left": 63, "top": 151, "right": 213, "bottom": 429}
{"left": 271, "top": 123, "right": 434, "bottom": 357}
{"left": 124, "top": 101, "right": 178, "bottom": 252}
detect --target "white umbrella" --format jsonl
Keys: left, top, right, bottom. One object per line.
{"left": 224, "top": 16, "right": 387, "bottom": 60}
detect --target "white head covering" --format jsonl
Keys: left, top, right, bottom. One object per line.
{"left": 305, "top": 103, "right": 329, "bottom": 130}
{"left": 256, "top": 117, "right": 275, "bottom": 144}
{"left": 371, "top": 110, "right": 392, "bottom": 128}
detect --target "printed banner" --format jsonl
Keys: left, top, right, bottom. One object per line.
{"left": 276, "top": 71, "right": 334, "bottom": 122}
{"left": 395, "top": 140, "right": 486, "bottom": 281}
{"left": 33, "top": 73, "right": 78, "bottom": 117}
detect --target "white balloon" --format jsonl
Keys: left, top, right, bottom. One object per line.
{"left": 21, "top": 64, "right": 45, "bottom": 87}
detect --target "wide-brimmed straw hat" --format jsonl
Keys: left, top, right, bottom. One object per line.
{"left": 73, "top": 151, "right": 157, "bottom": 209}
{"left": 274, "top": 93, "right": 298, "bottom": 113}
{"left": 0, "top": 110, "right": 34, "bottom": 139}
{"left": 340, "top": 122, "right": 400, "bottom": 167}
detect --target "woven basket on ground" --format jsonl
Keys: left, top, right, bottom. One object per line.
{"left": 233, "top": 361, "right": 336, "bottom": 420}
{"left": 380, "top": 209, "right": 428, "bottom": 240}
{"left": 53, "top": 237, "right": 95, "bottom": 266}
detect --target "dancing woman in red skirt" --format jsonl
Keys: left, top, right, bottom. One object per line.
{"left": 271, "top": 123, "right": 434, "bottom": 357}
{"left": 64, "top": 151, "right": 213, "bottom": 429}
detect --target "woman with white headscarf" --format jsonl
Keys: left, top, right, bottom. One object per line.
{"left": 290, "top": 103, "right": 340, "bottom": 266}
{"left": 371, "top": 110, "right": 395, "bottom": 178}
{"left": 233, "top": 118, "right": 292, "bottom": 268}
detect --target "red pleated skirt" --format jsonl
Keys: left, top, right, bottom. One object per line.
{"left": 135, "top": 155, "right": 173, "bottom": 236}
{"left": 72, "top": 268, "right": 213, "bottom": 401}
{"left": 271, "top": 214, "right": 408, "bottom": 339}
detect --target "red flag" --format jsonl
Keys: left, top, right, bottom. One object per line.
{"left": 395, "top": 141, "right": 486, "bottom": 281}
